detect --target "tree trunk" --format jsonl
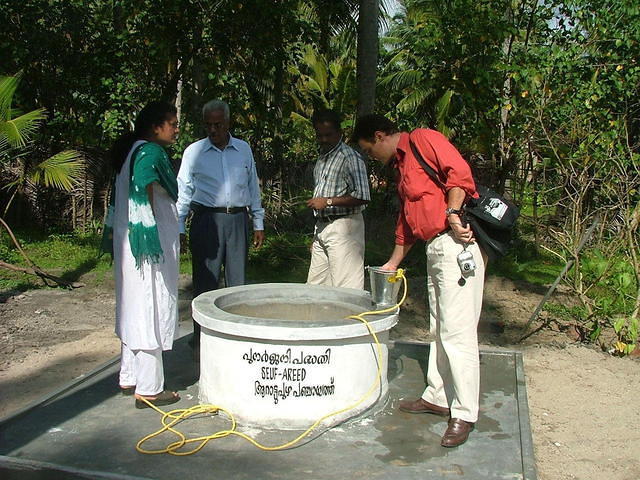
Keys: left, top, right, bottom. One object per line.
{"left": 356, "top": 0, "right": 379, "bottom": 118}
{"left": 175, "top": 59, "right": 184, "bottom": 125}
{"left": 272, "top": 10, "right": 285, "bottom": 213}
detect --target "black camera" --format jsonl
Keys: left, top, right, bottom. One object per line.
{"left": 456, "top": 250, "right": 476, "bottom": 274}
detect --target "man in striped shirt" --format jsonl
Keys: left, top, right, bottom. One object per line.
{"left": 306, "top": 109, "right": 371, "bottom": 289}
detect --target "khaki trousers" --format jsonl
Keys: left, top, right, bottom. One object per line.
{"left": 421, "top": 231, "right": 485, "bottom": 423}
{"left": 307, "top": 213, "right": 365, "bottom": 290}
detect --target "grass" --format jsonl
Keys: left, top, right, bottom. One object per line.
{"left": 489, "top": 239, "right": 564, "bottom": 286}
{"left": 247, "top": 232, "right": 312, "bottom": 283}
{"left": 0, "top": 229, "right": 113, "bottom": 292}
{"left": 0, "top": 223, "right": 565, "bottom": 297}
{"left": 0, "top": 228, "right": 313, "bottom": 294}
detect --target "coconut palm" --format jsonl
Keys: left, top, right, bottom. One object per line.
{"left": 0, "top": 73, "right": 84, "bottom": 287}
{"left": 1, "top": 74, "right": 84, "bottom": 217}
{"left": 289, "top": 42, "right": 358, "bottom": 124}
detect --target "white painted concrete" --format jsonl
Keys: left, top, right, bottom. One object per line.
{"left": 193, "top": 283, "right": 398, "bottom": 430}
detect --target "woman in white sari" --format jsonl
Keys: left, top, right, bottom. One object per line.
{"left": 103, "top": 102, "right": 181, "bottom": 408}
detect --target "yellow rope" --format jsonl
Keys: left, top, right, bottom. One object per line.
{"left": 136, "top": 270, "right": 407, "bottom": 455}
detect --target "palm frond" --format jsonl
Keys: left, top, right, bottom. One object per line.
{"left": 29, "top": 150, "right": 84, "bottom": 191}
{"left": 0, "top": 136, "right": 9, "bottom": 158}
{"left": 379, "top": 69, "right": 423, "bottom": 90}
{"left": 296, "top": 1, "right": 318, "bottom": 23}
{"left": 435, "top": 89, "right": 454, "bottom": 132}
{"left": 333, "top": 64, "right": 356, "bottom": 113}
{"left": 303, "top": 77, "right": 325, "bottom": 97}
{"left": 397, "top": 86, "right": 430, "bottom": 114}
{"left": 0, "top": 74, "right": 20, "bottom": 121}
{"left": 333, "top": 62, "right": 355, "bottom": 93}
{"left": 381, "top": 36, "right": 404, "bottom": 48}
{"left": 302, "top": 45, "right": 328, "bottom": 93}
{"left": 2, "top": 177, "right": 23, "bottom": 191}
{"left": 290, "top": 112, "right": 312, "bottom": 127}
{"left": 381, "top": 50, "right": 409, "bottom": 71}
{"left": 1, "top": 108, "right": 47, "bottom": 148}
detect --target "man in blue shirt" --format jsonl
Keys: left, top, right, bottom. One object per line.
{"left": 177, "top": 99, "right": 265, "bottom": 350}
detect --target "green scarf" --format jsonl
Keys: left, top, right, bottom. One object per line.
{"left": 100, "top": 141, "right": 178, "bottom": 269}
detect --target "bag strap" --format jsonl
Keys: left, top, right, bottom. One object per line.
{"left": 408, "top": 139, "right": 447, "bottom": 192}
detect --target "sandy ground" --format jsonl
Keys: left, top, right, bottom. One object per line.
{"left": 0, "top": 273, "right": 638, "bottom": 479}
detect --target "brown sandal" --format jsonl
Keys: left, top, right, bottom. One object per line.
{"left": 135, "top": 390, "right": 180, "bottom": 409}
{"left": 120, "top": 385, "right": 136, "bottom": 396}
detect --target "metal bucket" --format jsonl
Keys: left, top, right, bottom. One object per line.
{"left": 367, "top": 266, "right": 402, "bottom": 308}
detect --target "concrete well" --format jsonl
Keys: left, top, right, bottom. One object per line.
{"left": 192, "top": 283, "right": 398, "bottom": 430}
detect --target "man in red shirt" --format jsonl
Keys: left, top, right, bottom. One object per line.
{"left": 353, "top": 114, "right": 486, "bottom": 448}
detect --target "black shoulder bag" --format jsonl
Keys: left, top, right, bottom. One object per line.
{"left": 409, "top": 140, "right": 519, "bottom": 261}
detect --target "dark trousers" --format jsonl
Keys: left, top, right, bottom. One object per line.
{"left": 189, "top": 208, "right": 249, "bottom": 347}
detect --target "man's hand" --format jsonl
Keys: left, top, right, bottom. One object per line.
{"left": 180, "top": 233, "right": 188, "bottom": 253}
{"left": 306, "top": 197, "right": 328, "bottom": 210}
{"left": 253, "top": 230, "right": 265, "bottom": 249}
{"left": 449, "top": 216, "right": 476, "bottom": 244}
{"left": 380, "top": 261, "right": 399, "bottom": 272}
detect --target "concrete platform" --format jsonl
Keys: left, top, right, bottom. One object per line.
{"left": 0, "top": 339, "right": 536, "bottom": 479}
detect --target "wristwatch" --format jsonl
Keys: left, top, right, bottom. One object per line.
{"left": 326, "top": 197, "right": 333, "bottom": 206}
{"left": 445, "top": 207, "right": 463, "bottom": 216}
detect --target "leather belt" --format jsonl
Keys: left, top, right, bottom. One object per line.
{"left": 192, "top": 203, "right": 247, "bottom": 214}
{"left": 318, "top": 214, "right": 349, "bottom": 223}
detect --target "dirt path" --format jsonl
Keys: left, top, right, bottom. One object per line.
{"left": 1, "top": 274, "right": 638, "bottom": 479}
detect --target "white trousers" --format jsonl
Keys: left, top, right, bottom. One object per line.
{"left": 307, "top": 213, "right": 365, "bottom": 290}
{"left": 421, "top": 231, "right": 485, "bottom": 423}
{"left": 119, "top": 343, "right": 164, "bottom": 396}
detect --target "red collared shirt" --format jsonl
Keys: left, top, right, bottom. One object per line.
{"left": 394, "top": 129, "right": 477, "bottom": 244}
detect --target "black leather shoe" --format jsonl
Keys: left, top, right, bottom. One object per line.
{"left": 399, "top": 398, "right": 450, "bottom": 416}
{"left": 441, "top": 418, "right": 474, "bottom": 447}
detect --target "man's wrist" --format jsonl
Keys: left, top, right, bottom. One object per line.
{"left": 447, "top": 212, "right": 463, "bottom": 226}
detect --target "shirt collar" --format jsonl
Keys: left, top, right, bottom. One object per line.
{"left": 318, "top": 139, "right": 343, "bottom": 160}
{"left": 205, "top": 134, "right": 240, "bottom": 152}
{"left": 394, "top": 132, "right": 411, "bottom": 166}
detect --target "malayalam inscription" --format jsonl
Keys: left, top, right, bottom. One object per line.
{"left": 242, "top": 347, "right": 335, "bottom": 404}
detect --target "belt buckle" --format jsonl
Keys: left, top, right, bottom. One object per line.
{"left": 226, "top": 206, "right": 233, "bottom": 214}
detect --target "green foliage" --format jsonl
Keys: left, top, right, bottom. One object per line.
{"left": 612, "top": 316, "right": 638, "bottom": 356}
{"left": 380, "top": 0, "right": 521, "bottom": 158}
{"left": 0, "top": 73, "right": 85, "bottom": 223}
{"left": 0, "top": 232, "right": 21, "bottom": 265}
{"left": 582, "top": 250, "right": 637, "bottom": 313}
{"left": 0, "top": 229, "right": 112, "bottom": 291}
{"left": 0, "top": 74, "right": 47, "bottom": 156}
{"left": 543, "top": 303, "right": 588, "bottom": 324}
{"left": 1, "top": 0, "right": 638, "bottom": 356}
{"left": 247, "top": 232, "right": 311, "bottom": 283}
{"left": 379, "top": 0, "right": 640, "bottom": 354}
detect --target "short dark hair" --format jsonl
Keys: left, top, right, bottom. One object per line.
{"left": 311, "top": 109, "right": 342, "bottom": 131}
{"left": 352, "top": 114, "right": 398, "bottom": 143}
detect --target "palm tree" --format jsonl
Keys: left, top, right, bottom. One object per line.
{"left": 1, "top": 74, "right": 84, "bottom": 217}
{"left": 289, "top": 43, "right": 357, "bottom": 123}
{"left": 357, "top": 0, "right": 380, "bottom": 117}
{"left": 0, "top": 73, "right": 84, "bottom": 287}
